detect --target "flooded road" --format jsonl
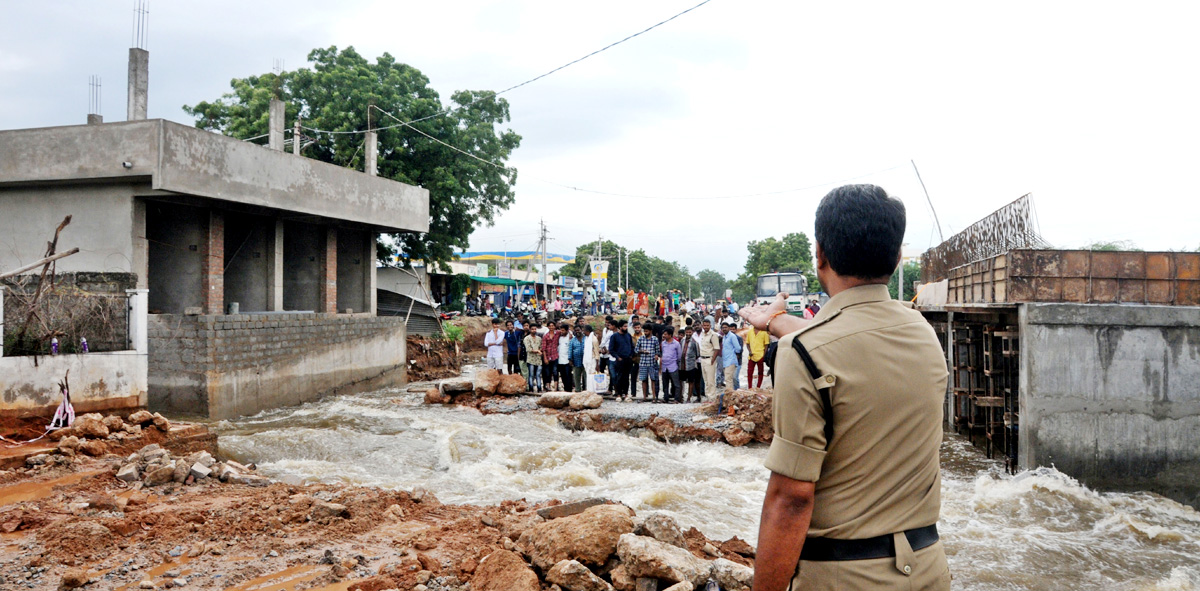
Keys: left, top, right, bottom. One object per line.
{"left": 215, "top": 387, "right": 1200, "bottom": 590}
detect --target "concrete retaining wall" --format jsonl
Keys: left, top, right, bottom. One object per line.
{"left": 0, "top": 352, "right": 148, "bottom": 419}
{"left": 1020, "top": 303, "right": 1200, "bottom": 506}
{"left": 148, "top": 313, "right": 407, "bottom": 419}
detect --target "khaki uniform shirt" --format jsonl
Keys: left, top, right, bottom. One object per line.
{"left": 697, "top": 329, "right": 722, "bottom": 358}
{"left": 765, "top": 284, "right": 947, "bottom": 539}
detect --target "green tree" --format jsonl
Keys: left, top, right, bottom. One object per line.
{"left": 558, "top": 240, "right": 696, "bottom": 295}
{"left": 1085, "top": 240, "right": 1140, "bottom": 251}
{"left": 732, "top": 232, "right": 817, "bottom": 301}
{"left": 183, "top": 46, "right": 521, "bottom": 270}
{"left": 696, "top": 269, "right": 728, "bottom": 301}
{"left": 887, "top": 260, "right": 922, "bottom": 301}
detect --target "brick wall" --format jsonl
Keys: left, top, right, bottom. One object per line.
{"left": 203, "top": 210, "right": 224, "bottom": 315}
{"left": 148, "top": 313, "right": 404, "bottom": 373}
{"left": 147, "top": 312, "right": 407, "bottom": 417}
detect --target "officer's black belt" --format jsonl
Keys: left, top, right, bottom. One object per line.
{"left": 800, "top": 525, "right": 939, "bottom": 561}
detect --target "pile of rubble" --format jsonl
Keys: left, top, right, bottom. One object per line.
{"left": 114, "top": 444, "right": 268, "bottom": 488}
{"left": 22, "top": 411, "right": 172, "bottom": 467}
{"left": 424, "top": 369, "right": 529, "bottom": 404}
{"left": 473, "top": 501, "right": 755, "bottom": 591}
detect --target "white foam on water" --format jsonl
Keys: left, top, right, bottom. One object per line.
{"left": 216, "top": 388, "right": 1200, "bottom": 590}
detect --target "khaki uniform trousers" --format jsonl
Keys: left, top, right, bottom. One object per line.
{"left": 723, "top": 365, "right": 737, "bottom": 394}
{"left": 793, "top": 537, "right": 950, "bottom": 591}
{"left": 700, "top": 358, "right": 717, "bottom": 399}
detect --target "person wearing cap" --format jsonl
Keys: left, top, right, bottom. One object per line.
{"left": 740, "top": 184, "right": 949, "bottom": 591}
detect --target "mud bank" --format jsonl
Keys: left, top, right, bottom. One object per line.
{"left": 0, "top": 447, "right": 756, "bottom": 591}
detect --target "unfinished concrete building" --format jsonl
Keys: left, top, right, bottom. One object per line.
{"left": 917, "top": 195, "right": 1200, "bottom": 507}
{"left": 0, "top": 44, "right": 429, "bottom": 420}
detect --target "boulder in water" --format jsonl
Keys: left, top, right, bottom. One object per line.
{"left": 569, "top": 392, "right": 603, "bottom": 410}
{"left": 498, "top": 373, "right": 528, "bottom": 395}
{"left": 473, "top": 549, "right": 540, "bottom": 591}
{"left": 425, "top": 387, "right": 450, "bottom": 404}
{"left": 475, "top": 369, "right": 502, "bottom": 395}
{"left": 723, "top": 427, "right": 753, "bottom": 447}
{"left": 538, "top": 393, "right": 573, "bottom": 409}
{"left": 518, "top": 504, "right": 635, "bottom": 570}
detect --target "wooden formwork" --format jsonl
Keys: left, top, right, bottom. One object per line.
{"left": 948, "top": 250, "right": 1200, "bottom": 306}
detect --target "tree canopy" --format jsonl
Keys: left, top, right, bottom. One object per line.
{"left": 182, "top": 46, "right": 521, "bottom": 269}
{"left": 731, "top": 232, "right": 817, "bottom": 301}
{"left": 888, "top": 260, "right": 922, "bottom": 302}
{"left": 557, "top": 240, "right": 702, "bottom": 296}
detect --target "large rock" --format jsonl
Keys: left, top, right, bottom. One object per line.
{"left": 474, "top": 369, "right": 502, "bottom": 395}
{"left": 661, "top": 582, "right": 694, "bottom": 591}
{"left": 710, "top": 558, "right": 754, "bottom": 591}
{"left": 616, "top": 534, "right": 713, "bottom": 587}
{"left": 498, "top": 373, "right": 528, "bottom": 395}
{"left": 537, "top": 393, "right": 573, "bottom": 409}
{"left": 150, "top": 413, "right": 171, "bottom": 432}
{"left": 56, "top": 436, "right": 81, "bottom": 452}
{"left": 59, "top": 567, "right": 89, "bottom": 589}
{"left": 102, "top": 415, "right": 125, "bottom": 432}
{"left": 537, "top": 498, "right": 607, "bottom": 520}
{"left": 569, "top": 392, "right": 603, "bottom": 410}
{"left": 424, "top": 388, "right": 450, "bottom": 404}
{"left": 127, "top": 410, "right": 154, "bottom": 425}
{"left": 473, "top": 550, "right": 540, "bottom": 591}
{"left": 72, "top": 415, "right": 109, "bottom": 439}
{"left": 723, "top": 427, "right": 753, "bottom": 447}
{"left": 610, "top": 564, "right": 637, "bottom": 591}
{"left": 116, "top": 463, "right": 140, "bottom": 482}
{"left": 78, "top": 439, "right": 109, "bottom": 457}
{"left": 546, "top": 559, "right": 614, "bottom": 591}
{"left": 144, "top": 464, "right": 175, "bottom": 486}
{"left": 518, "top": 504, "right": 636, "bottom": 570}
{"left": 442, "top": 379, "right": 474, "bottom": 394}
{"left": 639, "top": 514, "right": 686, "bottom": 549}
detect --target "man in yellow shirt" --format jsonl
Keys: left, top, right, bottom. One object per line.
{"left": 745, "top": 324, "right": 771, "bottom": 388}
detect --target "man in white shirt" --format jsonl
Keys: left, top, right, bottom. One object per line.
{"left": 483, "top": 318, "right": 505, "bottom": 371}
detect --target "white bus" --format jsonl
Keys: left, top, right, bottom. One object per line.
{"left": 756, "top": 272, "right": 809, "bottom": 315}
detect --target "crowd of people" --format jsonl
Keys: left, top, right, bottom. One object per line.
{"left": 480, "top": 294, "right": 821, "bottom": 403}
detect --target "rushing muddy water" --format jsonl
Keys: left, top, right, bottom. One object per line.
{"left": 216, "top": 387, "right": 1200, "bottom": 591}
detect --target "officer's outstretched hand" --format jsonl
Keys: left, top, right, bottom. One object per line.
{"left": 739, "top": 293, "right": 789, "bottom": 330}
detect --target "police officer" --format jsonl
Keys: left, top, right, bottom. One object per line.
{"left": 740, "top": 184, "right": 950, "bottom": 591}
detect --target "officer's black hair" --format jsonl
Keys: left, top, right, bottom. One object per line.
{"left": 815, "top": 184, "right": 905, "bottom": 280}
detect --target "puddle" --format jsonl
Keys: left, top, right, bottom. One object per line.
{"left": 0, "top": 470, "right": 105, "bottom": 506}
{"left": 223, "top": 564, "right": 327, "bottom": 591}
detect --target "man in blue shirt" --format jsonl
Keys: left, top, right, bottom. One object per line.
{"left": 504, "top": 320, "right": 522, "bottom": 376}
{"left": 607, "top": 320, "right": 635, "bottom": 399}
{"left": 569, "top": 326, "right": 586, "bottom": 392}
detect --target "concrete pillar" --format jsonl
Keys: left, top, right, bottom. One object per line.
{"left": 322, "top": 227, "right": 338, "bottom": 314}
{"left": 268, "top": 219, "right": 284, "bottom": 311}
{"left": 126, "top": 289, "right": 149, "bottom": 354}
{"left": 366, "top": 233, "right": 378, "bottom": 315}
{"left": 87, "top": 114, "right": 104, "bottom": 125}
{"left": 268, "top": 99, "right": 285, "bottom": 151}
{"left": 132, "top": 199, "right": 148, "bottom": 290}
{"left": 365, "top": 131, "right": 378, "bottom": 176}
{"left": 203, "top": 210, "right": 225, "bottom": 315}
{"left": 127, "top": 48, "right": 149, "bottom": 121}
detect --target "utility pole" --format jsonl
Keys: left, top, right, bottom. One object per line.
{"left": 540, "top": 219, "right": 549, "bottom": 302}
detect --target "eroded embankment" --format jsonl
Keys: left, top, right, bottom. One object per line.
{"left": 0, "top": 439, "right": 758, "bottom": 591}
{"left": 418, "top": 371, "right": 775, "bottom": 448}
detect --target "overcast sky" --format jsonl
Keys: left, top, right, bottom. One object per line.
{"left": 3, "top": 1, "right": 1197, "bottom": 278}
